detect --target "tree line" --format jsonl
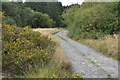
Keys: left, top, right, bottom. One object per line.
{"left": 2, "top": 2, "right": 64, "bottom": 28}
{"left": 62, "top": 2, "right": 119, "bottom": 39}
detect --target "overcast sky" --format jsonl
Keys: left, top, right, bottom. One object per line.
{"left": 22, "top": 0, "right": 84, "bottom": 6}
{"left": 8, "top": 0, "right": 84, "bottom": 6}
{"left": 58, "top": 0, "right": 84, "bottom": 6}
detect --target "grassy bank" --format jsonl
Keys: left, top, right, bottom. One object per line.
{"left": 22, "top": 44, "right": 73, "bottom": 78}
{"left": 78, "top": 34, "right": 119, "bottom": 60}
{"left": 28, "top": 28, "right": 81, "bottom": 78}
{"left": 22, "top": 42, "right": 82, "bottom": 78}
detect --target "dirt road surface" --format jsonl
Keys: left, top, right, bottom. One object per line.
{"left": 54, "top": 30, "right": 119, "bottom": 78}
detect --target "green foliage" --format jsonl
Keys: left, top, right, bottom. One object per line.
{"left": 29, "top": 11, "right": 53, "bottom": 28}
{"left": 2, "top": 2, "right": 23, "bottom": 26}
{"left": 2, "top": 2, "right": 54, "bottom": 28}
{"left": 25, "top": 2, "right": 64, "bottom": 27}
{"left": 62, "top": 2, "right": 119, "bottom": 39}
{"left": 2, "top": 16, "right": 16, "bottom": 25}
{"left": 2, "top": 24, "right": 55, "bottom": 76}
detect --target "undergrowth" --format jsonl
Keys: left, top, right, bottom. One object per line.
{"left": 2, "top": 24, "right": 55, "bottom": 77}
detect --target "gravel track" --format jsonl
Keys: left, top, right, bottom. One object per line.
{"left": 54, "top": 31, "right": 119, "bottom": 78}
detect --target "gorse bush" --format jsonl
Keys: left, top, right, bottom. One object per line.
{"left": 62, "top": 2, "right": 119, "bottom": 39}
{"left": 2, "top": 24, "right": 55, "bottom": 76}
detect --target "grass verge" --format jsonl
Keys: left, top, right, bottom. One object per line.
{"left": 21, "top": 42, "right": 82, "bottom": 78}
{"left": 78, "top": 34, "right": 119, "bottom": 60}
{"left": 22, "top": 38, "right": 73, "bottom": 78}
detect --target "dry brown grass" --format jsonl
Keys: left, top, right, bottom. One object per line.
{"left": 33, "top": 28, "right": 59, "bottom": 39}
{"left": 52, "top": 43, "right": 71, "bottom": 70}
{"left": 79, "top": 34, "right": 119, "bottom": 60}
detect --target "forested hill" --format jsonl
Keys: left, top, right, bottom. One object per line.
{"left": 2, "top": 2, "right": 66, "bottom": 27}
